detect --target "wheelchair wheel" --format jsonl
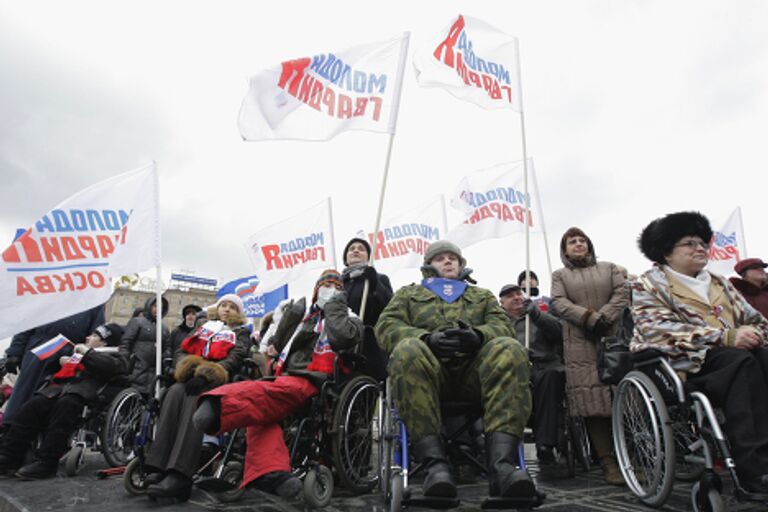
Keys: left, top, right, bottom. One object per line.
{"left": 303, "top": 464, "right": 333, "bottom": 508}
{"left": 123, "top": 457, "right": 147, "bottom": 496}
{"left": 691, "top": 481, "right": 724, "bottom": 512}
{"left": 672, "top": 418, "right": 705, "bottom": 482}
{"left": 101, "top": 388, "right": 145, "bottom": 467}
{"left": 389, "top": 473, "right": 404, "bottom": 512}
{"left": 568, "top": 415, "right": 591, "bottom": 473}
{"left": 214, "top": 461, "right": 245, "bottom": 503}
{"left": 613, "top": 370, "right": 675, "bottom": 508}
{"left": 331, "top": 375, "right": 380, "bottom": 494}
{"left": 64, "top": 445, "right": 85, "bottom": 477}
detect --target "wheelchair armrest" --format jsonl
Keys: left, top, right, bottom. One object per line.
{"left": 631, "top": 348, "right": 666, "bottom": 366}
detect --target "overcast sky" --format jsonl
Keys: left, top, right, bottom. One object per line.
{"left": 2, "top": 0, "right": 767, "bottom": 333}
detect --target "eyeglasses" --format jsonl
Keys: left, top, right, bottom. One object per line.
{"left": 674, "top": 239, "right": 709, "bottom": 250}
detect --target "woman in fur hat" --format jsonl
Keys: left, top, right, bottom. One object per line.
{"left": 143, "top": 294, "right": 249, "bottom": 502}
{"left": 633, "top": 211, "right": 768, "bottom": 494}
{"left": 550, "top": 227, "right": 628, "bottom": 485}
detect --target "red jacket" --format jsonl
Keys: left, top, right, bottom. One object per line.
{"left": 729, "top": 277, "right": 768, "bottom": 319}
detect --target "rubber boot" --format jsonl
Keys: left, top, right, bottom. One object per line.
{"left": 485, "top": 432, "right": 535, "bottom": 498}
{"left": 586, "top": 417, "right": 624, "bottom": 486}
{"left": 413, "top": 435, "right": 457, "bottom": 498}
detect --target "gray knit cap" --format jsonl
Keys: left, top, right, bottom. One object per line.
{"left": 424, "top": 240, "right": 466, "bottom": 268}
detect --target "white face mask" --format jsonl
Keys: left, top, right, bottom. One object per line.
{"left": 316, "top": 286, "right": 339, "bottom": 308}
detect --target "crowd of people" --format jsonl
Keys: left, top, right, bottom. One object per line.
{"left": 1, "top": 210, "right": 767, "bottom": 504}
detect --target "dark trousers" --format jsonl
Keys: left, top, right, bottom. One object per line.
{"left": 145, "top": 382, "right": 204, "bottom": 478}
{"left": 0, "top": 393, "right": 85, "bottom": 463}
{"left": 531, "top": 366, "right": 565, "bottom": 448}
{"left": 687, "top": 346, "right": 768, "bottom": 480}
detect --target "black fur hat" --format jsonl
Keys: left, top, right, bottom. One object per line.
{"left": 638, "top": 211, "right": 713, "bottom": 264}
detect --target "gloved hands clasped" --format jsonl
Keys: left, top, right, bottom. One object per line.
{"left": 425, "top": 320, "right": 483, "bottom": 360}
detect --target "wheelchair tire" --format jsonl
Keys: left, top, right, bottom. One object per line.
{"left": 568, "top": 415, "right": 591, "bottom": 473}
{"left": 389, "top": 472, "right": 403, "bottom": 512}
{"left": 613, "top": 370, "right": 675, "bottom": 508}
{"left": 380, "top": 392, "right": 395, "bottom": 495}
{"left": 303, "top": 465, "right": 333, "bottom": 508}
{"left": 123, "top": 457, "right": 147, "bottom": 496}
{"left": 331, "top": 375, "right": 380, "bottom": 494}
{"left": 563, "top": 426, "right": 576, "bottom": 478}
{"left": 101, "top": 387, "right": 145, "bottom": 467}
{"left": 214, "top": 461, "right": 245, "bottom": 503}
{"left": 64, "top": 445, "right": 85, "bottom": 477}
{"left": 691, "top": 481, "right": 724, "bottom": 512}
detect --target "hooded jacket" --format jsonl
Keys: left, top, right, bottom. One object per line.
{"left": 118, "top": 297, "right": 170, "bottom": 395}
{"left": 550, "top": 232, "right": 628, "bottom": 417}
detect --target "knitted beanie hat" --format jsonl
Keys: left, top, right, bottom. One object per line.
{"left": 312, "top": 269, "right": 343, "bottom": 303}
{"left": 423, "top": 240, "right": 466, "bottom": 268}
{"left": 93, "top": 323, "right": 125, "bottom": 347}
{"left": 216, "top": 293, "right": 245, "bottom": 316}
{"left": 343, "top": 237, "right": 371, "bottom": 266}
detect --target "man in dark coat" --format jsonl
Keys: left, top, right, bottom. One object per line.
{"left": 119, "top": 296, "right": 170, "bottom": 395}
{"left": 2, "top": 304, "right": 105, "bottom": 425}
{"left": 0, "top": 323, "right": 127, "bottom": 479}
{"left": 730, "top": 258, "right": 768, "bottom": 318}
{"left": 499, "top": 284, "right": 565, "bottom": 473}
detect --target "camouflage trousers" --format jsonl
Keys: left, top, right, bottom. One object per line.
{"left": 388, "top": 336, "right": 531, "bottom": 442}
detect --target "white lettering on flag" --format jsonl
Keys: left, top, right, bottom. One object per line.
{"left": 414, "top": 14, "right": 521, "bottom": 111}
{"left": 238, "top": 33, "right": 409, "bottom": 141}
{"left": 446, "top": 160, "right": 542, "bottom": 249}
{"left": 0, "top": 164, "right": 160, "bottom": 339}
{"left": 245, "top": 198, "right": 336, "bottom": 293}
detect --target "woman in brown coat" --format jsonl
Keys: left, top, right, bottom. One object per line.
{"left": 550, "top": 227, "right": 628, "bottom": 485}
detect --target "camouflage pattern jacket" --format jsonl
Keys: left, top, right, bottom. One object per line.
{"left": 375, "top": 281, "right": 514, "bottom": 354}
{"left": 631, "top": 265, "right": 768, "bottom": 373}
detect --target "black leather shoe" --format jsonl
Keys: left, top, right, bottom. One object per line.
{"left": 486, "top": 432, "right": 536, "bottom": 498}
{"left": 14, "top": 459, "right": 58, "bottom": 480}
{"left": 146, "top": 470, "right": 192, "bottom": 501}
{"left": 743, "top": 474, "right": 768, "bottom": 495}
{"left": 413, "top": 435, "right": 457, "bottom": 498}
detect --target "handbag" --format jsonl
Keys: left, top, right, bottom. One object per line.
{"left": 597, "top": 307, "right": 634, "bottom": 385}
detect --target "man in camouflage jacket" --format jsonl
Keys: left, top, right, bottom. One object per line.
{"left": 375, "top": 240, "right": 534, "bottom": 500}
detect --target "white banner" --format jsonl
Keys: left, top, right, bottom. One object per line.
{"left": 358, "top": 196, "right": 447, "bottom": 274}
{"left": 446, "top": 160, "right": 543, "bottom": 249}
{"left": 413, "top": 14, "right": 521, "bottom": 111}
{"left": 245, "top": 198, "right": 336, "bottom": 293}
{"left": 238, "top": 33, "right": 409, "bottom": 141}
{"left": 707, "top": 207, "right": 747, "bottom": 277}
{"left": 0, "top": 163, "right": 160, "bottom": 339}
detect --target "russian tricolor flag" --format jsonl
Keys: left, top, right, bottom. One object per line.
{"left": 31, "top": 334, "right": 72, "bottom": 361}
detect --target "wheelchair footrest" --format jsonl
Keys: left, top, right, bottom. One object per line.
{"left": 195, "top": 476, "right": 238, "bottom": 493}
{"left": 481, "top": 490, "right": 546, "bottom": 510}
{"left": 404, "top": 495, "right": 461, "bottom": 509}
{"left": 95, "top": 466, "right": 126, "bottom": 479}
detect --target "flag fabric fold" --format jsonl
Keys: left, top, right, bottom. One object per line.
{"left": 0, "top": 164, "right": 160, "bottom": 339}
{"left": 238, "top": 33, "right": 410, "bottom": 141}
{"left": 414, "top": 14, "right": 521, "bottom": 111}
{"left": 707, "top": 207, "right": 747, "bottom": 277}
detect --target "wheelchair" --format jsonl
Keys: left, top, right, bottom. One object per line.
{"left": 282, "top": 352, "right": 381, "bottom": 507}
{"left": 379, "top": 378, "right": 545, "bottom": 511}
{"left": 612, "top": 349, "right": 768, "bottom": 511}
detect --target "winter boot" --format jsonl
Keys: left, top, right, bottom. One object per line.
{"left": 413, "top": 435, "right": 457, "bottom": 498}
{"left": 485, "top": 432, "right": 535, "bottom": 498}
{"left": 146, "top": 469, "right": 193, "bottom": 502}
{"left": 587, "top": 417, "right": 624, "bottom": 486}
{"left": 599, "top": 455, "right": 624, "bottom": 485}
{"left": 14, "top": 458, "right": 58, "bottom": 480}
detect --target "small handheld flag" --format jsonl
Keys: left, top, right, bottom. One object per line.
{"left": 31, "top": 334, "right": 73, "bottom": 361}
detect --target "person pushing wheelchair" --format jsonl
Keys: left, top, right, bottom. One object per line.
{"left": 375, "top": 240, "right": 535, "bottom": 500}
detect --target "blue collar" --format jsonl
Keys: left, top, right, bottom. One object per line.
{"left": 421, "top": 278, "right": 468, "bottom": 304}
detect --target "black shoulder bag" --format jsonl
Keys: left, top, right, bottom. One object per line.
{"left": 597, "top": 307, "right": 634, "bottom": 385}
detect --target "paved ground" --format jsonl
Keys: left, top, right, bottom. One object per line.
{"left": 0, "top": 451, "right": 765, "bottom": 511}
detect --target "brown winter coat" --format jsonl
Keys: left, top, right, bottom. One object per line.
{"left": 550, "top": 233, "right": 628, "bottom": 417}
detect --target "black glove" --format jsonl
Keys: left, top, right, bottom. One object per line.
{"left": 361, "top": 266, "right": 378, "bottom": 289}
{"left": 522, "top": 299, "right": 541, "bottom": 320}
{"left": 591, "top": 316, "right": 610, "bottom": 339}
{"left": 442, "top": 320, "right": 483, "bottom": 355}
{"left": 4, "top": 356, "right": 19, "bottom": 374}
{"left": 185, "top": 376, "right": 208, "bottom": 396}
{"left": 425, "top": 331, "right": 461, "bottom": 359}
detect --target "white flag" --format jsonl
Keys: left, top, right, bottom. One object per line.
{"left": 446, "top": 160, "right": 542, "bottom": 249}
{"left": 414, "top": 14, "right": 521, "bottom": 111}
{"left": 0, "top": 164, "right": 160, "bottom": 339}
{"left": 707, "top": 207, "right": 747, "bottom": 277}
{"left": 357, "top": 196, "right": 447, "bottom": 274}
{"left": 245, "top": 198, "right": 336, "bottom": 293}
{"left": 238, "top": 33, "right": 409, "bottom": 141}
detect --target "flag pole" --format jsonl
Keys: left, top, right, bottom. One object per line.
{"left": 360, "top": 32, "right": 410, "bottom": 323}
{"left": 151, "top": 162, "right": 163, "bottom": 399}
{"left": 514, "top": 39, "right": 532, "bottom": 349}
{"left": 737, "top": 206, "right": 748, "bottom": 258}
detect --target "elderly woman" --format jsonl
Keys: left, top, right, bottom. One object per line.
{"left": 633, "top": 211, "right": 768, "bottom": 494}
{"left": 551, "top": 227, "right": 628, "bottom": 485}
